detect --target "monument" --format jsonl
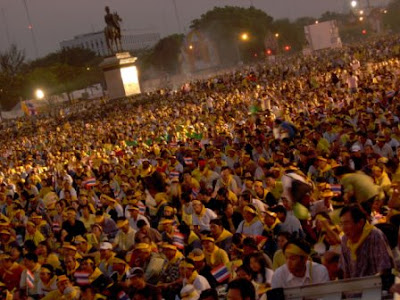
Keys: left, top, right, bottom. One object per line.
{"left": 99, "top": 6, "right": 141, "bottom": 99}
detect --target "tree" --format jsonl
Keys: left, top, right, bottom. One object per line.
{"left": 0, "top": 44, "right": 26, "bottom": 110}
{"left": 383, "top": 0, "right": 400, "bottom": 32}
{"left": 190, "top": 6, "right": 274, "bottom": 64}
{"left": 148, "top": 34, "right": 184, "bottom": 74}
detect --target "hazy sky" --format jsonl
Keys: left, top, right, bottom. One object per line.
{"left": 0, "top": 0, "right": 347, "bottom": 59}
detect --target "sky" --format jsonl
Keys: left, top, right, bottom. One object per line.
{"left": 0, "top": 0, "right": 349, "bottom": 59}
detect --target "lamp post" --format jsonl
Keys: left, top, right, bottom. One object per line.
{"left": 235, "top": 32, "right": 250, "bottom": 64}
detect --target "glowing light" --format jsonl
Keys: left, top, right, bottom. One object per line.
{"left": 28, "top": 24, "right": 33, "bottom": 30}
{"left": 275, "top": 33, "right": 279, "bottom": 38}
{"left": 240, "top": 33, "right": 249, "bottom": 41}
{"left": 120, "top": 66, "right": 140, "bottom": 96}
{"left": 359, "top": 10, "right": 364, "bottom": 15}
{"left": 86, "top": 67, "right": 90, "bottom": 71}
{"left": 35, "top": 89, "right": 44, "bottom": 100}
{"left": 284, "top": 45, "right": 291, "bottom": 51}
{"left": 351, "top": 1, "right": 357, "bottom": 8}
{"left": 362, "top": 29, "right": 367, "bottom": 34}
{"left": 266, "top": 49, "right": 272, "bottom": 55}
{"left": 315, "top": 20, "right": 319, "bottom": 24}
{"left": 359, "top": 16, "right": 364, "bottom": 21}
{"left": 383, "top": 10, "right": 388, "bottom": 14}
{"left": 189, "top": 44, "right": 193, "bottom": 50}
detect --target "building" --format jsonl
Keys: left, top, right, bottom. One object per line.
{"left": 60, "top": 30, "right": 160, "bottom": 56}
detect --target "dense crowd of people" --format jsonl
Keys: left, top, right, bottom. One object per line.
{"left": 1, "top": 35, "right": 400, "bottom": 300}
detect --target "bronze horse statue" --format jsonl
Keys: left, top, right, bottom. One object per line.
{"left": 104, "top": 6, "right": 123, "bottom": 55}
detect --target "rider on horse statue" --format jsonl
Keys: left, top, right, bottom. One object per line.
{"left": 104, "top": 6, "right": 123, "bottom": 55}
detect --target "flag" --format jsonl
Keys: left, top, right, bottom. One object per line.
{"left": 26, "top": 269, "right": 35, "bottom": 289}
{"left": 82, "top": 177, "right": 97, "bottom": 187}
{"left": 169, "top": 171, "right": 180, "bottom": 179}
{"left": 331, "top": 184, "right": 342, "bottom": 195}
{"left": 211, "top": 264, "right": 230, "bottom": 283}
{"left": 386, "top": 90, "right": 396, "bottom": 98}
{"left": 52, "top": 221, "right": 61, "bottom": 233}
{"left": 173, "top": 232, "right": 185, "bottom": 250}
{"left": 118, "top": 291, "right": 130, "bottom": 300}
{"left": 21, "top": 100, "right": 38, "bottom": 116}
{"left": 169, "top": 142, "right": 178, "bottom": 148}
{"left": 192, "top": 188, "right": 200, "bottom": 198}
{"left": 184, "top": 157, "right": 193, "bottom": 165}
{"left": 138, "top": 201, "right": 146, "bottom": 215}
{"left": 74, "top": 271, "right": 90, "bottom": 285}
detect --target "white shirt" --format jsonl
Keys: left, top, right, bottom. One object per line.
{"left": 271, "top": 261, "right": 329, "bottom": 289}
{"left": 236, "top": 219, "right": 264, "bottom": 236}
{"left": 192, "top": 208, "right": 217, "bottom": 231}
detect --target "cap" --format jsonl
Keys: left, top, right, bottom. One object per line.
{"left": 351, "top": 145, "right": 361, "bottom": 152}
{"left": 63, "top": 244, "right": 77, "bottom": 252}
{"left": 188, "top": 249, "right": 205, "bottom": 262}
{"left": 159, "top": 219, "right": 174, "bottom": 226}
{"left": 57, "top": 275, "right": 69, "bottom": 283}
{"left": 73, "top": 235, "right": 87, "bottom": 244}
{"left": 160, "top": 243, "right": 177, "bottom": 251}
{"left": 127, "top": 267, "right": 144, "bottom": 279}
{"left": 117, "top": 219, "right": 129, "bottom": 228}
{"left": 134, "top": 243, "right": 151, "bottom": 252}
{"left": 99, "top": 242, "right": 113, "bottom": 250}
{"left": 112, "top": 257, "right": 127, "bottom": 265}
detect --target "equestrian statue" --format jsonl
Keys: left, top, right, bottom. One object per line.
{"left": 104, "top": 6, "right": 123, "bottom": 55}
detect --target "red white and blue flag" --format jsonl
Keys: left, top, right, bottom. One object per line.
{"left": 184, "top": 157, "right": 193, "bottom": 165}
{"left": 26, "top": 269, "right": 35, "bottom": 288}
{"left": 211, "top": 264, "right": 230, "bottom": 283}
{"left": 82, "top": 178, "right": 97, "bottom": 187}
{"left": 169, "top": 171, "right": 180, "bottom": 179}
{"left": 331, "top": 184, "right": 342, "bottom": 195}
{"left": 74, "top": 271, "right": 90, "bottom": 285}
{"left": 138, "top": 201, "right": 146, "bottom": 215}
{"left": 118, "top": 291, "right": 130, "bottom": 300}
{"left": 173, "top": 232, "right": 185, "bottom": 250}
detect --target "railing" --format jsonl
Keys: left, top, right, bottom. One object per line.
{"left": 268, "top": 276, "right": 387, "bottom": 300}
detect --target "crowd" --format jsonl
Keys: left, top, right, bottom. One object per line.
{"left": 0, "top": 34, "right": 400, "bottom": 300}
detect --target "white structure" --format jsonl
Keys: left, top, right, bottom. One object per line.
{"left": 304, "top": 20, "right": 342, "bottom": 52}
{"left": 60, "top": 30, "right": 160, "bottom": 56}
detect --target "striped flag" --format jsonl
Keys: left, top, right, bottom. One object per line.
{"left": 211, "top": 264, "right": 230, "bottom": 283}
{"left": 74, "top": 271, "right": 90, "bottom": 285}
{"left": 331, "top": 184, "right": 342, "bottom": 195}
{"left": 138, "top": 201, "right": 146, "bottom": 215}
{"left": 386, "top": 90, "right": 396, "bottom": 98}
{"left": 21, "top": 100, "right": 38, "bottom": 116}
{"left": 169, "top": 142, "right": 178, "bottom": 148}
{"left": 192, "top": 188, "right": 200, "bottom": 198}
{"left": 26, "top": 269, "right": 35, "bottom": 288}
{"left": 173, "top": 232, "right": 185, "bottom": 250}
{"left": 118, "top": 291, "right": 130, "bottom": 300}
{"left": 184, "top": 157, "right": 193, "bottom": 165}
{"left": 52, "top": 221, "right": 61, "bottom": 233}
{"left": 82, "top": 177, "right": 97, "bottom": 187}
{"left": 169, "top": 171, "right": 180, "bottom": 179}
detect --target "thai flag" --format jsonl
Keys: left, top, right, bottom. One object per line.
{"left": 184, "top": 157, "right": 193, "bottom": 165}
{"left": 82, "top": 178, "right": 96, "bottom": 187}
{"left": 74, "top": 271, "right": 90, "bottom": 285}
{"left": 173, "top": 232, "right": 185, "bottom": 250}
{"left": 169, "top": 142, "right": 178, "bottom": 148}
{"left": 118, "top": 291, "right": 130, "bottom": 300}
{"left": 25, "top": 101, "right": 38, "bottom": 116}
{"left": 138, "top": 201, "right": 146, "bottom": 215}
{"left": 254, "top": 235, "right": 267, "bottom": 245}
{"left": 192, "top": 188, "right": 200, "bottom": 198}
{"left": 386, "top": 90, "right": 396, "bottom": 98}
{"left": 169, "top": 171, "right": 180, "bottom": 179}
{"left": 52, "top": 222, "right": 61, "bottom": 233}
{"left": 331, "top": 184, "right": 342, "bottom": 195}
{"left": 26, "top": 269, "right": 35, "bottom": 288}
{"left": 211, "top": 264, "right": 230, "bottom": 283}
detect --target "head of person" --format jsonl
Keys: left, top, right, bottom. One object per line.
{"left": 66, "top": 207, "right": 77, "bottom": 223}
{"left": 80, "top": 285, "right": 96, "bottom": 300}
{"left": 242, "top": 237, "right": 258, "bottom": 256}
{"left": 39, "top": 264, "right": 55, "bottom": 284}
{"left": 322, "top": 251, "right": 340, "bottom": 280}
{"left": 137, "top": 219, "right": 149, "bottom": 234}
{"left": 117, "top": 218, "right": 130, "bottom": 233}
{"left": 23, "top": 252, "right": 38, "bottom": 270}
{"left": 339, "top": 204, "right": 367, "bottom": 243}
{"left": 243, "top": 205, "right": 257, "bottom": 223}
{"left": 210, "top": 219, "right": 224, "bottom": 239}
{"left": 235, "top": 265, "right": 252, "bottom": 281}
{"left": 221, "top": 166, "right": 231, "bottom": 181}
{"left": 161, "top": 244, "right": 178, "bottom": 261}
{"left": 227, "top": 278, "right": 256, "bottom": 300}
{"left": 188, "top": 248, "right": 206, "bottom": 270}
{"left": 81, "top": 257, "right": 95, "bottom": 274}
{"left": 253, "top": 180, "right": 264, "bottom": 196}
{"left": 334, "top": 166, "right": 354, "bottom": 179}
{"left": 56, "top": 275, "right": 72, "bottom": 294}
{"left": 99, "top": 242, "right": 113, "bottom": 259}
{"left": 64, "top": 255, "right": 77, "bottom": 271}
{"left": 133, "top": 243, "right": 152, "bottom": 261}
{"left": 179, "top": 259, "right": 196, "bottom": 279}
{"left": 277, "top": 231, "right": 291, "bottom": 250}
{"left": 283, "top": 239, "right": 311, "bottom": 278}
{"left": 192, "top": 200, "right": 204, "bottom": 215}
{"left": 249, "top": 252, "right": 268, "bottom": 274}
{"left": 201, "top": 236, "right": 216, "bottom": 253}
{"left": 272, "top": 205, "right": 287, "bottom": 222}
{"left": 112, "top": 257, "right": 128, "bottom": 273}
{"left": 264, "top": 211, "right": 278, "bottom": 227}
{"left": 199, "top": 288, "right": 219, "bottom": 300}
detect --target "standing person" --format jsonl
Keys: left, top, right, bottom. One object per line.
{"left": 339, "top": 204, "right": 393, "bottom": 279}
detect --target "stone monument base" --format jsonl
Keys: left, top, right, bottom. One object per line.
{"left": 99, "top": 52, "right": 141, "bottom": 99}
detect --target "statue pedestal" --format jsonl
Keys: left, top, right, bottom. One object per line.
{"left": 99, "top": 52, "right": 141, "bottom": 99}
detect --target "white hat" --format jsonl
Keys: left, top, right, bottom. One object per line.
{"left": 351, "top": 145, "right": 361, "bottom": 152}
{"left": 99, "top": 242, "right": 113, "bottom": 250}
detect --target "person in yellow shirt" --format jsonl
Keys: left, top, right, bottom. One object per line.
{"left": 201, "top": 236, "right": 229, "bottom": 269}
{"left": 41, "top": 275, "right": 80, "bottom": 300}
{"left": 25, "top": 221, "right": 45, "bottom": 246}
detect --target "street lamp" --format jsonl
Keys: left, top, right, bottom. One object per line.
{"left": 275, "top": 33, "right": 279, "bottom": 38}
{"left": 240, "top": 33, "right": 249, "bottom": 41}
{"left": 351, "top": 1, "right": 357, "bottom": 8}
{"left": 359, "top": 16, "right": 364, "bottom": 21}
{"left": 189, "top": 44, "right": 193, "bottom": 50}
{"left": 35, "top": 89, "right": 44, "bottom": 100}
